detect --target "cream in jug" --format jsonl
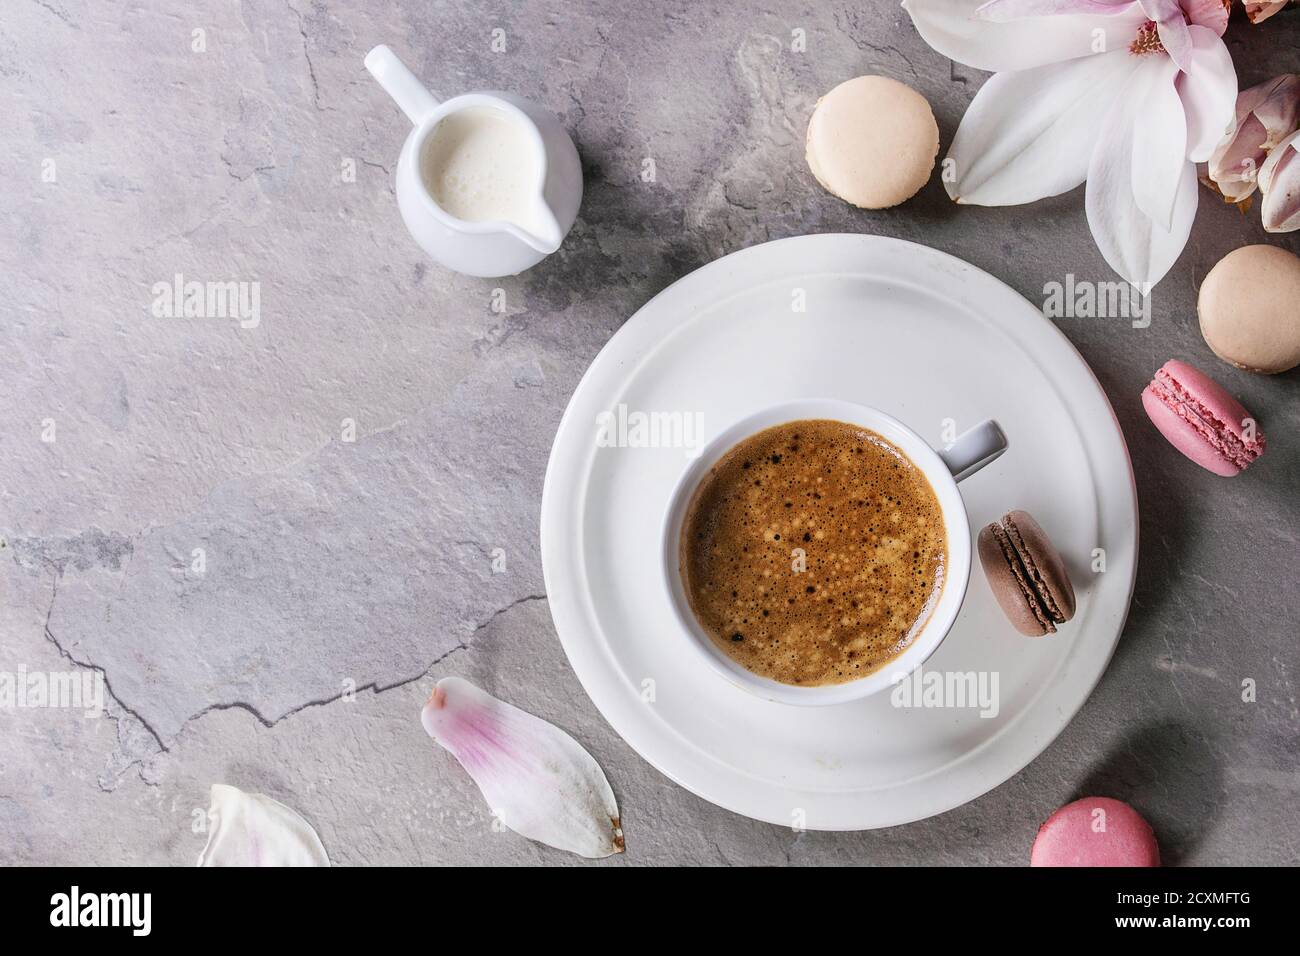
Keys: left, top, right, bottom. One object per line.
{"left": 364, "top": 45, "right": 583, "bottom": 278}
{"left": 420, "top": 107, "right": 545, "bottom": 229}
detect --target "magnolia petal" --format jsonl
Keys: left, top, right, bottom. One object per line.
{"left": 1225, "top": 74, "right": 1300, "bottom": 134}
{"left": 421, "top": 677, "right": 624, "bottom": 858}
{"left": 1259, "top": 129, "right": 1300, "bottom": 232}
{"left": 1198, "top": 164, "right": 1256, "bottom": 206}
{"left": 1140, "top": 0, "right": 1193, "bottom": 71}
{"left": 1245, "top": 0, "right": 1290, "bottom": 24}
{"left": 976, "top": 0, "right": 1137, "bottom": 18}
{"left": 196, "top": 784, "right": 330, "bottom": 867}
{"left": 1208, "top": 75, "right": 1300, "bottom": 198}
{"left": 1136, "top": 0, "right": 1178, "bottom": 16}
{"left": 945, "top": 50, "right": 1135, "bottom": 204}
{"left": 903, "top": 0, "right": 1147, "bottom": 72}
{"left": 1251, "top": 74, "right": 1300, "bottom": 150}
{"left": 1087, "top": 74, "right": 1199, "bottom": 286}
{"left": 1132, "top": 57, "right": 1186, "bottom": 229}
{"left": 1209, "top": 115, "right": 1267, "bottom": 199}
{"left": 1181, "top": 0, "right": 1231, "bottom": 35}
{"left": 1176, "top": 26, "right": 1238, "bottom": 163}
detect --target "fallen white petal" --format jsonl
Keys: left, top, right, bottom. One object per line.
{"left": 196, "top": 784, "right": 330, "bottom": 867}
{"left": 1131, "top": 56, "right": 1186, "bottom": 230}
{"left": 945, "top": 49, "right": 1135, "bottom": 204}
{"left": 1176, "top": 26, "right": 1238, "bottom": 163}
{"left": 421, "top": 677, "right": 624, "bottom": 858}
{"left": 1259, "top": 129, "right": 1300, "bottom": 232}
{"left": 1086, "top": 58, "right": 1199, "bottom": 286}
{"left": 903, "top": 0, "right": 1146, "bottom": 73}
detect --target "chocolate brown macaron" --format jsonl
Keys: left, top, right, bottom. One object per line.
{"left": 977, "top": 511, "right": 1076, "bottom": 637}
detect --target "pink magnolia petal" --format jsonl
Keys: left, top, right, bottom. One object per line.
{"left": 1087, "top": 68, "right": 1199, "bottom": 285}
{"left": 1209, "top": 113, "right": 1266, "bottom": 199}
{"left": 903, "top": 0, "right": 1148, "bottom": 72}
{"left": 1181, "top": 0, "right": 1231, "bottom": 35}
{"left": 1244, "top": 0, "right": 1290, "bottom": 23}
{"left": 1259, "top": 129, "right": 1300, "bottom": 232}
{"left": 1140, "top": 0, "right": 1193, "bottom": 71}
{"left": 1213, "top": 167, "right": 1261, "bottom": 203}
{"left": 1133, "top": 56, "right": 1187, "bottom": 229}
{"left": 1252, "top": 74, "right": 1300, "bottom": 148}
{"left": 421, "top": 677, "right": 624, "bottom": 858}
{"left": 946, "top": 50, "right": 1137, "bottom": 204}
{"left": 1208, "top": 75, "right": 1300, "bottom": 196}
{"left": 1228, "top": 73, "right": 1300, "bottom": 132}
{"left": 1176, "top": 26, "right": 1237, "bottom": 163}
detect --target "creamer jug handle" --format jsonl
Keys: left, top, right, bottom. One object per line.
{"left": 365, "top": 45, "right": 439, "bottom": 125}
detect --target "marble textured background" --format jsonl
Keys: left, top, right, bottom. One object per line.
{"left": 1, "top": 0, "right": 1297, "bottom": 865}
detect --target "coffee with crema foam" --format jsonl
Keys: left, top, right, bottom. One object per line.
{"left": 680, "top": 419, "right": 947, "bottom": 686}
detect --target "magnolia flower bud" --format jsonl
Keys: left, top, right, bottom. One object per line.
{"left": 1259, "top": 128, "right": 1300, "bottom": 232}
{"left": 1245, "top": 1, "right": 1293, "bottom": 24}
{"left": 1208, "top": 74, "right": 1300, "bottom": 202}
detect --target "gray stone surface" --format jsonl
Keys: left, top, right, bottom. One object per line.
{"left": 1, "top": 1, "right": 1297, "bottom": 866}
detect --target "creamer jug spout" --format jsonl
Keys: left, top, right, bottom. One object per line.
{"left": 521, "top": 202, "right": 566, "bottom": 255}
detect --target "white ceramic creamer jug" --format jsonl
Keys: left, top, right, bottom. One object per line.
{"left": 365, "top": 45, "right": 583, "bottom": 278}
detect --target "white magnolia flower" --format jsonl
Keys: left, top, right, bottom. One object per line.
{"left": 904, "top": 0, "right": 1238, "bottom": 287}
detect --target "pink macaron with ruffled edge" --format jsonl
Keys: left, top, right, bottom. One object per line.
{"left": 1031, "top": 797, "right": 1160, "bottom": 867}
{"left": 1141, "top": 359, "right": 1265, "bottom": 476}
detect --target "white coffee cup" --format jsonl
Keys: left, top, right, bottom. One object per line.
{"left": 661, "top": 398, "right": 1006, "bottom": 706}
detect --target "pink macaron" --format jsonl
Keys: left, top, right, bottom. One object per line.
{"left": 1031, "top": 797, "right": 1160, "bottom": 867}
{"left": 1141, "top": 359, "right": 1265, "bottom": 476}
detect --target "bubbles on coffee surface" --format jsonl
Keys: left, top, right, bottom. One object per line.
{"left": 680, "top": 419, "right": 947, "bottom": 686}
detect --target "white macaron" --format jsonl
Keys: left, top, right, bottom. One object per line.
{"left": 806, "top": 75, "right": 939, "bottom": 210}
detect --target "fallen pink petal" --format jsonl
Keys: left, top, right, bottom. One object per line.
{"left": 421, "top": 677, "right": 625, "bottom": 858}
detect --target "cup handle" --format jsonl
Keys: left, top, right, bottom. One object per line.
{"left": 365, "top": 45, "right": 440, "bottom": 125}
{"left": 938, "top": 419, "right": 1007, "bottom": 483}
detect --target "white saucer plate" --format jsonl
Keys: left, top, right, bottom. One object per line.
{"left": 540, "top": 234, "right": 1138, "bottom": 830}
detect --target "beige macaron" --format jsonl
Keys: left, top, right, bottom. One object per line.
{"left": 1199, "top": 245, "right": 1300, "bottom": 374}
{"left": 806, "top": 75, "right": 939, "bottom": 209}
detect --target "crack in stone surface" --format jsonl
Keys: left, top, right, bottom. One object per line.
{"left": 43, "top": 617, "right": 170, "bottom": 756}
{"left": 23, "top": 526, "right": 550, "bottom": 787}
{"left": 36, "top": 562, "right": 549, "bottom": 789}
{"left": 39, "top": 574, "right": 169, "bottom": 791}
{"left": 471, "top": 593, "right": 547, "bottom": 634}
{"left": 30, "top": 0, "right": 75, "bottom": 28}
{"left": 170, "top": 594, "right": 549, "bottom": 736}
{"left": 285, "top": 0, "right": 328, "bottom": 112}
{"left": 16, "top": 357, "right": 554, "bottom": 785}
